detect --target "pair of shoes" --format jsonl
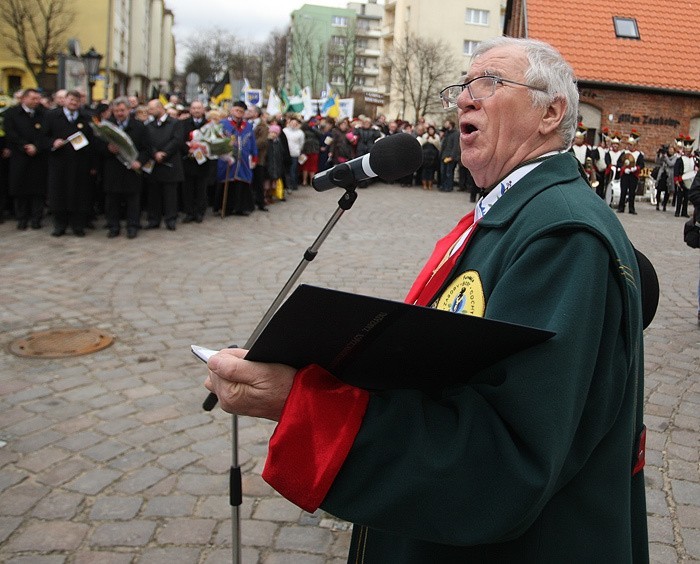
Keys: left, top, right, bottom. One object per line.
{"left": 107, "top": 230, "right": 119, "bottom": 238}
{"left": 73, "top": 229, "right": 86, "bottom": 237}
{"left": 165, "top": 221, "right": 177, "bottom": 231}
{"left": 31, "top": 221, "right": 42, "bottom": 229}
{"left": 127, "top": 228, "right": 138, "bottom": 239}
{"left": 233, "top": 211, "right": 250, "bottom": 216}
{"left": 682, "top": 213, "right": 690, "bottom": 218}
{"left": 51, "top": 228, "right": 66, "bottom": 237}
{"left": 144, "top": 223, "right": 159, "bottom": 229}
{"left": 182, "top": 215, "right": 195, "bottom": 223}
{"left": 17, "top": 221, "right": 28, "bottom": 230}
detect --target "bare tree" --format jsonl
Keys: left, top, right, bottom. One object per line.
{"left": 184, "top": 28, "right": 261, "bottom": 84}
{"left": 327, "top": 21, "right": 357, "bottom": 97}
{"left": 260, "top": 28, "right": 288, "bottom": 91}
{"left": 288, "top": 17, "right": 326, "bottom": 96}
{"left": 0, "top": 0, "right": 74, "bottom": 90}
{"left": 384, "top": 33, "right": 457, "bottom": 122}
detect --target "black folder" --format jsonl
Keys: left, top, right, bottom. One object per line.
{"left": 244, "top": 284, "right": 555, "bottom": 391}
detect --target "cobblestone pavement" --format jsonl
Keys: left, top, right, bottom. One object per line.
{"left": 0, "top": 184, "right": 698, "bottom": 563}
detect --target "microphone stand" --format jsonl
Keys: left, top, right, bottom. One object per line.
{"left": 202, "top": 175, "right": 360, "bottom": 564}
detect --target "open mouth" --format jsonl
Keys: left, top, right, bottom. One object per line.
{"left": 461, "top": 123, "right": 478, "bottom": 135}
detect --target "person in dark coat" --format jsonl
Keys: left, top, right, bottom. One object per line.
{"left": 96, "top": 97, "right": 149, "bottom": 239}
{"left": 438, "top": 120, "right": 460, "bottom": 191}
{"left": 181, "top": 100, "right": 212, "bottom": 222}
{"left": 44, "top": 90, "right": 95, "bottom": 237}
{"left": 3, "top": 88, "right": 49, "bottom": 229}
{"left": 144, "top": 99, "right": 184, "bottom": 230}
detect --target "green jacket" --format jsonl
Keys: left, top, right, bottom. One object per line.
{"left": 323, "top": 153, "right": 648, "bottom": 563}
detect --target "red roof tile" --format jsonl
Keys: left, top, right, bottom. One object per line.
{"left": 526, "top": 0, "right": 700, "bottom": 94}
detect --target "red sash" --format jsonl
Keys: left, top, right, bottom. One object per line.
{"left": 405, "top": 210, "right": 479, "bottom": 307}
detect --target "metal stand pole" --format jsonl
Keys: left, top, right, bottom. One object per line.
{"left": 202, "top": 186, "right": 360, "bottom": 564}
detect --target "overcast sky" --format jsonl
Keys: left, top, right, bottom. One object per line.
{"left": 165, "top": 0, "right": 380, "bottom": 70}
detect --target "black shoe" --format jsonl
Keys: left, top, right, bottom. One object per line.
{"left": 257, "top": 206, "right": 269, "bottom": 212}
{"left": 107, "top": 230, "right": 120, "bottom": 238}
{"left": 73, "top": 229, "right": 86, "bottom": 237}
{"left": 51, "top": 228, "right": 65, "bottom": 237}
{"left": 195, "top": 215, "right": 204, "bottom": 223}
{"left": 17, "top": 221, "right": 28, "bottom": 230}
{"left": 182, "top": 215, "right": 195, "bottom": 223}
{"left": 233, "top": 211, "right": 250, "bottom": 216}
{"left": 165, "top": 221, "right": 176, "bottom": 230}
{"left": 86, "top": 221, "right": 95, "bottom": 230}
{"left": 127, "top": 228, "right": 138, "bottom": 239}
{"left": 617, "top": 209, "right": 625, "bottom": 213}
{"left": 31, "top": 221, "right": 42, "bottom": 229}
{"left": 682, "top": 214, "right": 690, "bottom": 218}
{"left": 629, "top": 211, "right": 637, "bottom": 215}
{"left": 144, "top": 223, "right": 160, "bottom": 229}
{"left": 674, "top": 212, "right": 680, "bottom": 217}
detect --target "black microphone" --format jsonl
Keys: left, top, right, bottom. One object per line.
{"left": 312, "top": 132, "right": 422, "bottom": 191}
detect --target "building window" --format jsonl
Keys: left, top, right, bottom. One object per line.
{"left": 466, "top": 8, "right": 489, "bottom": 26}
{"left": 332, "top": 16, "right": 348, "bottom": 27}
{"left": 613, "top": 17, "right": 640, "bottom": 39}
{"left": 357, "top": 38, "right": 368, "bottom": 49}
{"left": 331, "top": 36, "right": 347, "bottom": 46}
{"left": 463, "top": 40, "right": 480, "bottom": 56}
{"left": 331, "top": 75, "right": 345, "bottom": 85}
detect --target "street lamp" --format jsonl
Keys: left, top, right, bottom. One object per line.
{"left": 81, "top": 47, "right": 103, "bottom": 105}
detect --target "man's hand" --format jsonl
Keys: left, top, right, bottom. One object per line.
{"left": 154, "top": 151, "right": 167, "bottom": 163}
{"left": 24, "top": 144, "right": 37, "bottom": 157}
{"left": 107, "top": 143, "right": 120, "bottom": 154}
{"left": 204, "top": 348, "right": 296, "bottom": 421}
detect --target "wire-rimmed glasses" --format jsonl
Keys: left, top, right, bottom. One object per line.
{"left": 439, "top": 76, "right": 548, "bottom": 109}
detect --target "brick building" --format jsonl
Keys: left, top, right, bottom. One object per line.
{"left": 504, "top": 0, "right": 700, "bottom": 158}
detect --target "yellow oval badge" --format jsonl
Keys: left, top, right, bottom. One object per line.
{"left": 435, "top": 270, "right": 485, "bottom": 317}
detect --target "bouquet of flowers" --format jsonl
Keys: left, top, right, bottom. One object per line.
{"left": 190, "top": 121, "right": 233, "bottom": 159}
{"left": 90, "top": 118, "right": 138, "bottom": 168}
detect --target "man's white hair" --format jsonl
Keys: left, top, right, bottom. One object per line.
{"left": 471, "top": 37, "right": 579, "bottom": 148}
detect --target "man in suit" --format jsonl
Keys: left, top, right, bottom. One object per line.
{"left": 44, "top": 89, "right": 95, "bottom": 236}
{"left": 145, "top": 99, "right": 184, "bottom": 230}
{"left": 181, "top": 100, "right": 211, "bottom": 223}
{"left": 3, "top": 88, "right": 49, "bottom": 229}
{"left": 98, "top": 97, "right": 149, "bottom": 239}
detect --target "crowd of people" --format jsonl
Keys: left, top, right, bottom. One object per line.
{"left": 0, "top": 88, "right": 482, "bottom": 240}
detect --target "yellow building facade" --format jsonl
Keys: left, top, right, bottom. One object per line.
{"left": 0, "top": 0, "right": 175, "bottom": 101}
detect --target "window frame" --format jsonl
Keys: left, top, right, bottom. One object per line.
{"left": 612, "top": 17, "right": 640, "bottom": 39}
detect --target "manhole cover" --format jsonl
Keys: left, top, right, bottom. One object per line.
{"left": 9, "top": 328, "right": 114, "bottom": 358}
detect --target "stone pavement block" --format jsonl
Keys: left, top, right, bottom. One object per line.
{"left": 676, "top": 504, "right": 700, "bottom": 529}
{"left": 89, "top": 521, "right": 156, "bottom": 547}
{"left": 253, "top": 497, "right": 303, "bottom": 522}
{"left": 14, "top": 446, "right": 69, "bottom": 473}
{"left": 83, "top": 439, "right": 132, "bottom": 462}
{"left": 155, "top": 517, "right": 217, "bottom": 545}
{"left": 157, "top": 450, "right": 201, "bottom": 471}
{"left": 114, "top": 466, "right": 169, "bottom": 494}
{"left": 73, "top": 552, "right": 135, "bottom": 564}
{"left": 274, "top": 525, "right": 334, "bottom": 554}
{"left": 64, "top": 468, "right": 122, "bottom": 495}
{"left": 241, "top": 519, "right": 278, "bottom": 547}
{"left": 4, "top": 520, "right": 89, "bottom": 551}
{"left": 32, "top": 491, "right": 83, "bottom": 519}
{"left": 5, "top": 556, "right": 66, "bottom": 564}
{"left": 55, "top": 431, "right": 104, "bottom": 452}
{"left": 262, "top": 552, "right": 327, "bottom": 564}
{"left": 10, "top": 430, "right": 64, "bottom": 454}
{"left": 0, "top": 482, "right": 51, "bottom": 515}
{"left": 648, "top": 543, "right": 678, "bottom": 564}
{"left": 646, "top": 515, "right": 676, "bottom": 545}
{"left": 0, "top": 470, "right": 26, "bottom": 493}
{"left": 177, "top": 473, "right": 228, "bottom": 496}
{"left": 136, "top": 548, "right": 201, "bottom": 564}
{"left": 0, "top": 516, "right": 22, "bottom": 543}
{"left": 142, "top": 494, "right": 196, "bottom": 517}
{"left": 684, "top": 526, "right": 700, "bottom": 560}
{"left": 90, "top": 496, "right": 143, "bottom": 520}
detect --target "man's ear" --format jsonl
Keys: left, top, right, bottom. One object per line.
{"left": 539, "top": 96, "right": 566, "bottom": 136}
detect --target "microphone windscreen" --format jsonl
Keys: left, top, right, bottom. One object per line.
{"left": 368, "top": 133, "right": 423, "bottom": 181}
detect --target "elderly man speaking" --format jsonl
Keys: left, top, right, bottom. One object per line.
{"left": 204, "top": 37, "right": 648, "bottom": 563}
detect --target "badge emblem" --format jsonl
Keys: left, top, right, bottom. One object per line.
{"left": 435, "top": 270, "right": 485, "bottom": 317}
{"left": 35, "top": 123, "right": 41, "bottom": 129}
{"left": 77, "top": 123, "right": 84, "bottom": 129}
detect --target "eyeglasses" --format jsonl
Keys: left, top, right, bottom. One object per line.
{"left": 439, "top": 75, "right": 548, "bottom": 109}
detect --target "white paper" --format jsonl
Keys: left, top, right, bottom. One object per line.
{"left": 191, "top": 344, "right": 218, "bottom": 364}
{"left": 67, "top": 131, "right": 89, "bottom": 151}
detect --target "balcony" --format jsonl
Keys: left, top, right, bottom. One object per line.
{"left": 381, "top": 24, "right": 395, "bottom": 37}
{"left": 356, "top": 27, "right": 382, "bottom": 38}
{"left": 355, "top": 66, "right": 380, "bottom": 76}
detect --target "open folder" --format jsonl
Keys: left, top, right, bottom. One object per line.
{"left": 243, "top": 284, "right": 555, "bottom": 391}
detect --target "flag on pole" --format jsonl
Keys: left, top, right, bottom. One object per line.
{"left": 287, "top": 86, "right": 304, "bottom": 113}
{"left": 240, "top": 78, "right": 251, "bottom": 101}
{"left": 301, "top": 86, "right": 315, "bottom": 121}
{"left": 212, "top": 84, "right": 232, "bottom": 106}
{"left": 266, "top": 87, "right": 282, "bottom": 116}
{"left": 279, "top": 88, "right": 290, "bottom": 112}
{"left": 321, "top": 83, "right": 340, "bottom": 118}
{"left": 159, "top": 92, "right": 169, "bottom": 106}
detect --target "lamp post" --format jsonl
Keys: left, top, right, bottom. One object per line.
{"left": 81, "top": 47, "right": 103, "bottom": 105}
